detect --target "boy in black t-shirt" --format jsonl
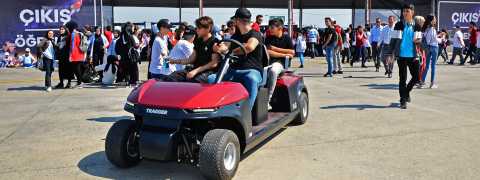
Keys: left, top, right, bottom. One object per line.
{"left": 167, "top": 16, "right": 220, "bottom": 83}
{"left": 210, "top": 8, "right": 264, "bottom": 111}
{"left": 265, "top": 18, "right": 295, "bottom": 109}
{"left": 322, "top": 17, "right": 337, "bottom": 77}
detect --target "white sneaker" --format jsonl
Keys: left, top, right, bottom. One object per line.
{"left": 430, "top": 84, "right": 438, "bottom": 89}
{"left": 46, "top": 87, "right": 52, "bottom": 92}
{"left": 268, "top": 104, "right": 273, "bottom": 111}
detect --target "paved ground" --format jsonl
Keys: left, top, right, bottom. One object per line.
{"left": 1, "top": 59, "right": 480, "bottom": 180}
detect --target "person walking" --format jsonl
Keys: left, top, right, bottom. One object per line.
{"left": 322, "top": 17, "right": 337, "bottom": 77}
{"left": 353, "top": 26, "right": 367, "bottom": 67}
{"left": 307, "top": 26, "right": 320, "bottom": 59}
{"left": 333, "top": 19, "right": 344, "bottom": 74}
{"left": 466, "top": 22, "right": 477, "bottom": 64}
{"left": 438, "top": 29, "right": 449, "bottom": 63}
{"left": 371, "top": 18, "right": 384, "bottom": 72}
{"left": 390, "top": 4, "right": 422, "bottom": 109}
{"left": 420, "top": 15, "right": 441, "bottom": 89}
{"left": 296, "top": 30, "right": 307, "bottom": 68}
{"left": 37, "top": 30, "right": 56, "bottom": 92}
{"left": 448, "top": 26, "right": 465, "bottom": 65}
{"left": 342, "top": 27, "right": 352, "bottom": 64}
{"left": 54, "top": 25, "right": 74, "bottom": 89}
{"left": 380, "top": 15, "right": 396, "bottom": 78}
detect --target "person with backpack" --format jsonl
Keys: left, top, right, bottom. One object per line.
{"left": 296, "top": 29, "right": 307, "bottom": 68}
{"left": 88, "top": 26, "right": 109, "bottom": 83}
{"left": 65, "top": 21, "right": 88, "bottom": 88}
{"left": 322, "top": 17, "right": 337, "bottom": 77}
{"left": 115, "top": 22, "right": 140, "bottom": 86}
{"left": 37, "top": 30, "right": 56, "bottom": 92}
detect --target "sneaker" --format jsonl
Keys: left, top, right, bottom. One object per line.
{"left": 54, "top": 83, "right": 64, "bottom": 89}
{"left": 299, "top": 65, "right": 304, "bottom": 68}
{"left": 430, "top": 83, "right": 438, "bottom": 89}
{"left": 375, "top": 67, "right": 379, "bottom": 72}
{"left": 400, "top": 101, "right": 407, "bottom": 109}
{"left": 387, "top": 73, "right": 392, "bottom": 78}
{"left": 337, "top": 71, "right": 343, "bottom": 74}
{"left": 447, "top": 62, "right": 454, "bottom": 65}
{"left": 46, "top": 87, "right": 52, "bottom": 92}
{"left": 332, "top": 71, "right": 337, "bottom": 74}
{"left": 361, "top": 65, "right": 367, "bottom": 68}
{"left": 65, "top": 83, "right": 72, "bottom": 89}
{"left": 75, "top": 83, "right": 83, "bottom": 89}
{"left": 406, "top": 96, "right": 411, "bottom": 103}
{"left": 323, "top": 73, "right": 333, "bottom": 77}
{"left": 268, "top": 104, "right": 273, "bottom": 111}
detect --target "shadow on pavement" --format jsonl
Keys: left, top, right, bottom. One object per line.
{"left": 320, "top": 103, "right": 399, "bottom": 110}
{"left": 361, "top": 83, "right": 399, "bottom": 90}
{"left": 241, "top": 127, "right": 286, "bottom": 161}
{"left": 78, "top": 151, "right": 205, "bottom": 180}
{"left": 344, "top": 76, "right": 386, "bottom": 79}
{"left": 87, "top": 116, "right": 132, "bottom": 123}
{"left": 7, "top": 86, "right": 45, "bottom": 91}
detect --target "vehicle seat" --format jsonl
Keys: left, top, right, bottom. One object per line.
{"left": 259, "top": 44, "right": 271, "bottom": 87}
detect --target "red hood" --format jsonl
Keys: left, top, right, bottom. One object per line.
{"left": 132, "top": 80, "right": 249, "bottom": 109}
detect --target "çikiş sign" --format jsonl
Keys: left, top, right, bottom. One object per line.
{"left": 439, "top": 1, "right": 480, "bottom": 29}
{"left": 0, "top": 0, "right": 98, "bottom": 52}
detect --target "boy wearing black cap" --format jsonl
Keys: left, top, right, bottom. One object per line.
{"left": 211, "top": 8, "right": 264, "bottom": 111}
{"left": 149, "top": 19, "right": 173, "bottom": 80}
{"left": 167, "top": 16, "right": 220, "bottom": 83}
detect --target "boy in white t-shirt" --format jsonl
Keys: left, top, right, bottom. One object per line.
{"left": 449, "top": 26, "right": 465, "bottom": 65}
{"left": 165, "top": 25, "right": 196, "bottom": 72}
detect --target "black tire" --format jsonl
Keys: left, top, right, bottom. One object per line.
{"left": 105, "top": 119, "right": 141, "bottom": 168}
{"left": 291, "top": 92, "right": 309, "bottom": 125}
{"left": 199, "top": 129, "right": 240, "bottom": 180}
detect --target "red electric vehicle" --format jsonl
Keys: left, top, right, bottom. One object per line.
{"left": 105, "top": 39, "right": 309, "bottom": 180}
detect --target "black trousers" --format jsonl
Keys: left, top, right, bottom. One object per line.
{"left": 372, "top": 42, "right": 381, "bottom": 68}
{"left": 72, "top": 62, "right": 84, "bottom": 85}
{"left": 307, "top": 42, "right": 318, "bottom": 58}
{"left": 164, "top": 70, "right": 214, "bottom": 83}
{"left": 397, "top": 58, "right": 419, "bottom": 101}
{"left": 43, "top": 57, "right": 54, "bottom": 87}
{"left": 466, "top": 44, "right": 476, "bottom": 62}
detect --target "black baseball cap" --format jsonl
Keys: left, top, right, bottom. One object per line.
{"left": 233, "top": 8, "right": 252, "bottom": 20}
{"left": 183, "top": 25, "right": 196, "bottom": 40}
{"left": 157, "top": 19, "right": 172, "bottom": 30}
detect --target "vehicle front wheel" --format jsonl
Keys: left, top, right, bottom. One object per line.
{"left": 105, "top": 119, "right": 141, "bottom": 168}
{"left": 291, "top": 92, "right": 309, "bottom": 125}
{"left": 199, "top": 129, "right": 240, "bottom": 180}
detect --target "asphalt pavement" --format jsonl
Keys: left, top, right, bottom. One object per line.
{"left": 0, "top": 58, "right": 479, "bottom": 180}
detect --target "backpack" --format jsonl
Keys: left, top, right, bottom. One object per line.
{"left": 78, "top": 32, "right": 89, "bottom": 52}
{"left": 128, "top": 47, "right": 140, "bottom": 63}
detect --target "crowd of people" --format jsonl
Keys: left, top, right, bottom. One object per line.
{"left": 2, "top": 4, "right": 479, "bottom": 109}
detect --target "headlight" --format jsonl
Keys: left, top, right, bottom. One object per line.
{"left": 125, "top": 100, "right": 135, "bottom": 107}
{"left": 190, "top": 108, "right": 216, "bottom": 113}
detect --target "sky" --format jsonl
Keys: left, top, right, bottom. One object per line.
{"left": 114, "top": 7, "right": 399, "bottom": 28}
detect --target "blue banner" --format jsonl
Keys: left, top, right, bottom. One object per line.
{"left": 438, "top": 1, "right": 480, "bottom": 30}
{"left": 0, "top": 0, "right": 102, "bottom": 52}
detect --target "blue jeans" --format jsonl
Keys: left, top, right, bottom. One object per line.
{"left": 297, "top": 52, "right": 304, "bottom": 65}
{"left": 325, "top": 46, "right": 335, "bottom": 74}
{"left": 208, "top": 69, "right": 262, "bottom": 110}
{"left": 423, "top": 45, "right": 439, "bottom": 83}
{"left": 0, "top": 60, "right": 6, "bottom": 68}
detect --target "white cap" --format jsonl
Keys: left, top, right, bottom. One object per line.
{"left": 25, "top": 48, "right": 30, "bottom": 52}
{"left": 4, "top": 52, "right": 9, "bottom": 56}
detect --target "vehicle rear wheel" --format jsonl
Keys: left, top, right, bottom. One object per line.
{"left": 199, "top": 129, "right": 240, "bottom": 180}
{"left": 105, "top": 119, "right": 141, "bottom": 168}
{"left": 291, "top": 92, "right": 309, "bottom": 125}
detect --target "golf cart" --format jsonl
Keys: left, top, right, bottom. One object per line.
{"left": 105, "top": 39, "right": 309, "bottom": 180}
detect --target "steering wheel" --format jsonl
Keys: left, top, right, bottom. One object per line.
{"left": 213, "top": 39, "right": 247, "bottom": 84}
{"left": 218, "top": 39, "right": 247, "bottom": 60}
